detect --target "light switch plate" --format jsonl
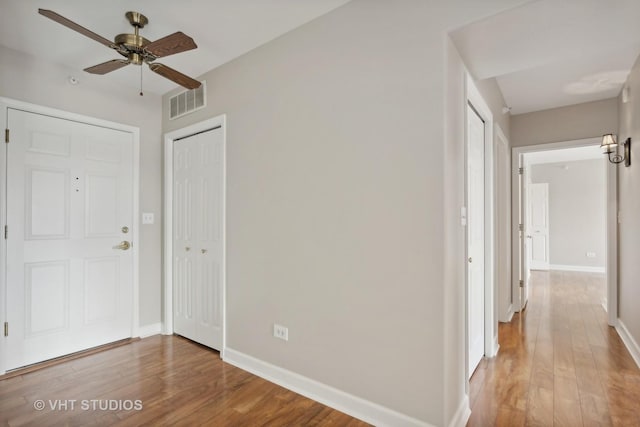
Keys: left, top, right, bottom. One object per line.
{"left": 142, "top": 212, "right": 154, "bottom": 225}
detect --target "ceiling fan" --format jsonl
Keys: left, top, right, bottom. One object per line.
{"left": 38, "top": 9, "right": 201, "bottom": 90}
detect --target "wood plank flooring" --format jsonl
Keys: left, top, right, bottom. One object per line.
{"left": 468, "top": 271, "right": 640, "bottom": 426}
{"left": 3, "top": 270, "right": 638, "bottom": 426}
{"left": 0, "top": 336, "right": 370, "bottom": 426}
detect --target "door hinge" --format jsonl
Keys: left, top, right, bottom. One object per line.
{"left": 4, "top": 129, "right": 8, "bottom": 143}
{"left": 518, "top": 167, "right": 524, "bottom": 175}
{"left": 3, "top": 322, "right": 7, "bottom": 337}
{"left": 3, "top": 225, "right": 7, "bottom": 239}
{"left": 519, "top": 223, "right": 524, "bottom": 232}
{"left": 519, "top": 280, "right": 524, "bottom": 288}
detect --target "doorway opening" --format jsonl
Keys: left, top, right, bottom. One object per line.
{"left": 511, "top": 138, "right": 616, "bottom": 324}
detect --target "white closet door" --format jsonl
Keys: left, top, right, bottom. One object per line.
{"left": 5, "top": 109, "right": 134, "bottom": 371}
{"left": 467, "top": 104, "right": 485, "bottom": 377}
{"left": 173, "top": 128, "right": 223, "bottom": 350}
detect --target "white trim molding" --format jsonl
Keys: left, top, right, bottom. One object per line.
{"left": 549, "top": 265, "right": 605, "bottom": 273}
{"left": 502, "top": 304, "right": 514, "bottom": 323}
{"left": 448, "top": 396, "right": 471, "bottom": 427}
{"left": 224, "top": 348, "right": 435, "bottom": 427}
{"left": 616, "top": 320, "right": 640, "bottom": 369}
{"left": 490, "top": 337, "right": 500, "bottom": 358}
{"left": 137, "top": 323, "right": 162, "bottom": 339}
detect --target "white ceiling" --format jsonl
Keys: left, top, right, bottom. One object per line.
{"left": 0, "top": 0, "right": 351, "bottom": 95}
{"left": 451, "top": 0, "right": 640, "bottom": 114}
{"left": 2, "top": 0, "right": 639, "bottom": 113}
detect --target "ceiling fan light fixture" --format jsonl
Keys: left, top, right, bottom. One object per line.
{"left": 38, "top": 9, "right": 200, "bottom": 90}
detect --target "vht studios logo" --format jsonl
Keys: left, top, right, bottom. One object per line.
{"left": 33, "top": 399, "right": 143, "bottom": 411}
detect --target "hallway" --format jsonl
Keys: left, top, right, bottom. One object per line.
{"left": 468, "top": 271, "right": 640, "bottom": 426}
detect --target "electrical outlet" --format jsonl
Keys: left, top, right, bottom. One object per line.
{"left": 273, "top": 324, "right": 288, "bottom": 341}
{"left": 586, "top": 252, "right": 596, "bottom": 258}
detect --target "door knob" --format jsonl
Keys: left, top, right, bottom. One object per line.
{"left": 468, "top": 257, "right": 473, "bottom": 263}
{"left": 201, "top": 249, "right": 208, "bottom": 254}
{"left": 113, "top": 241, "right": 131, "bottom": 250}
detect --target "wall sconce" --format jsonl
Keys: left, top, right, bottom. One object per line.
{"left": 601, "top": 134, "right": 631, "bottom": 167}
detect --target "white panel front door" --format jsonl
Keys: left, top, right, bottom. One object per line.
{"left": 467, "top": 104, "right": 485, "bottom": 377}
{"left": 173, "top": 127, "right": 223, "bottom": 350}
{"left": 5, "top": 109, "right": 134, "bottom": 371}
{"left": 529, "top": 183, "right": 550, "bottom": 270}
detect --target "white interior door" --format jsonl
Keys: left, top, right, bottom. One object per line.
{"left": 467, "top": 104, "right": 485, "bottom": 377}
{"left": 173, "top": 127, "right": 223, "bottom": 350}
{"left": 528, "top": 183, "right": 550, "bottom": 271}
{"left": 5, "top": 109, "right": 134, "bottom": 371}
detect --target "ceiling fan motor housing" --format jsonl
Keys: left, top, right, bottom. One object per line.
{"left": 114, "top": 33, "right": 150, "bottom": 64}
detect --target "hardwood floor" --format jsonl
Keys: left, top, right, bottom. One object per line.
{"left": 468, "top": 271, "right": 640, "bottom": 427}
{"left": 0, "top": 336, "right": 370, "bottom": 426}
{"left": 3, "top": 271, "right": 638, "bottom": 426}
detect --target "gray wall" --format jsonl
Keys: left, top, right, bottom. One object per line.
{"left": 618, "top": 53, "right": 640, "bottom": 348}
{"left": 476, "top": 77, "right": 510, "bottom": 137}
{"left": 512, "top": 98, "right": 619, "bottom": 147}
{"left": 0, "top": 45, "right": 163, "bottom": 328}
{"left": 165, "top": 3, "right": 443, "bottom": 422}
{"left": 162, "top": 1, "right": 520, "bottom": 424}
{"left": 531, "top": 159, "right": 606, "bottom": 269}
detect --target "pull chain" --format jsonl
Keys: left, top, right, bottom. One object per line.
{"left": 139, "top": 65, "right": 144, "bottom": 96}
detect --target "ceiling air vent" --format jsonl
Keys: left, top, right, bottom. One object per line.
{"left": 169, "top": 81, "right": 206, "bottom": 120}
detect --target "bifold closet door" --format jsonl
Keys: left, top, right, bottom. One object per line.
{"left": 173, "top": 127, "right": 223, "bottom": 350}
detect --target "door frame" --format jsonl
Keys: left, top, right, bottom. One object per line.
{"left": 510, "top": 138, "right": 617, "bottom": 324}
{"left": 465, "top": 76, "right": 498, "bottom": 381}
{"left": 0, "top": 97, "right": 141, "bottom": 374}
{"left": 162, "top": 115, "right": 227, "bottom": 356}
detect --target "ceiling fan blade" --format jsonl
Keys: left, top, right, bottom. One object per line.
{"left": 84, "top": 59, "right": 130, "bottom": 75}
{"left": 38, "top": 9, "right": 114, "bottom": 49}
{"left": 144, "top": 32, "right": 197, "bottom": 58}
{"left": 149, "top": 63, "right": 201, "bottom": 89}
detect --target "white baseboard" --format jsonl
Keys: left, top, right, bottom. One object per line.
{"left": 137, "top": 323, "right": 162, "bottom": 338}
{"left": 223, "top": 348, "right": 434, "bottom": 427}
{"left": 490, "top": 336, "right": 500, "bottom": 358}
{"left": 549, "top": 264, "right": 605, "bottom": 273}
{"left": 448, "top": 396, "right": 471, "bottom": 427}
{"left": 506, "top": 306, "right": 514, "bottom": 322}
{"left": 499, "top": 304, "right": 514, "bottom": 323}
{"left": 616, "top": 320, "right": 640, "bottom": 369}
